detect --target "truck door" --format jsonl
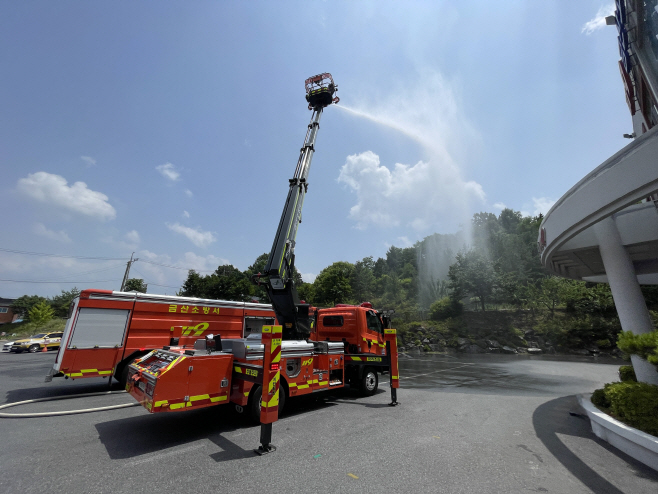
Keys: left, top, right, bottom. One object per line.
{"left": 65, "top": 308, "right": 130, "bottom": 379}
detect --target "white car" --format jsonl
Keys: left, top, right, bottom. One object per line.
{"left": 2, "top": 341, "right": 14, "bottom": 352}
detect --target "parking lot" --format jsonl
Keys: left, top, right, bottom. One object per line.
{"left": 1, "top": 350, "right": 657, "bottom": 493}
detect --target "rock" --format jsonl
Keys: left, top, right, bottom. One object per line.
{"left": 527, "top": 348, "right": 542, "bottom": 354}
{"left": 502, "top": 346, "right": 517, "bottom": 354}
{"left": 488, "top": 347, "right": 502, "bottom": 353}
{"left": 487, "top": 339, "right": 501, "bottom": 348}
{"left": 457, "top": 337, "right": 469, "bottom": 346}
{"left": 422, "top": 338, "right": 430, "bottom": 344}
{"left": 536, "top": 336, "right": 545, "bottom": 347}
{"left": 571, "top": 349, "right": 590, "bottom": 356}
{"left": 524, "top": 330, "right": 536, "bottom": 338}
{"left": 474, "top": 339, "right": 488, "bottom": 349}
{"left": 408, "top": 347, "right": 422, "bottom": 356}
{"left": 465, "top": 344, "right": 485, "bottom": 354}
{"left": 528, "top": 341, "right": 538, "bottom": 348}
{"left": 546, "top": 346, "right": 556, "bottom": 354}
{"left": 517, "top": 347, "right": 528, "bottom": 354}
{"left": 429, "top": 344, "right": 442, "bottom": 352}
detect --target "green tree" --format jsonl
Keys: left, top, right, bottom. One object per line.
{"left": 448, "top": 249, "right": 497, "bottom": 311}
{"left": 11, "top": 295, "right": 48, "bottom": 320}
{"left": 124, "top": 278, "right": 147, "bottom": 293}
{"left": 49, "top": 288, "right": 80, "bottom": 318}
{"left": 313, "top": 261, "right": 354, "bottom": 305}
{"left": 180, "top": 265, "right": 252, "bottom": 302}
{"left": 28, "top": 301, "right": 54, "bottom": 328}
{"left": 351, "top": 256, "right": 375, "bottom": 302}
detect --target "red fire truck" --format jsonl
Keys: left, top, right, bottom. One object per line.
{"left": 124, "top": 74, "right": 399, "bottom": 450}
{"left": 46, "top": 289, "right": 276, "bottom": 386}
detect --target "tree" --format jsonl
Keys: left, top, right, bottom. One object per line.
{"left": 124, "top": 278, "right": 147, "bottom": 293}
{"left": 49, "top": 288, "right": 80, "bottom": 318}
{"left": 11, "top": 295, "right": 48, "bottom": 320}
{"left": 313, "top": 261, "right": 354, "bottom": 305}
{"left": 351, "top": 256, "right": 375, "bottom": 302}
{"left": 448, "top": 249, "right": 497, "bottom": 311}
{"left": 180, "top": 265, "right": 252, "bottom": 302}
{"left": 28, "top": 301, "right": 54, "bottom": 328}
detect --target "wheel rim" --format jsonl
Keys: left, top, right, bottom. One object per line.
{"left": 365, "top": 372, "right": 376, "bottom": 391}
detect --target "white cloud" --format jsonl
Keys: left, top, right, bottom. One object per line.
{"left": 300, "top": 272, "right": 316, "bottom": 283}
{"left": 184, "top": 189, "right": 193, "bottom": 197}
{"left": 182, "top": 210, "right": 190, "bottom": 218}
{"left": 17, "top": 171, "right": 116, "bottom": 220}
{"left": 166, "top": 222, "right": 216, "bottom": 248}
{"left": 125, "top": 230, "right": 140, "bottom": 244}
{"left": 531, "top": 197, "right": 556, "bottom": 216}
{"left": 338, "top": 151, "right": 485, "bottom": 231}
{"left": 397, "top": 236, "right": 413, "bottom": 247}
{"left": 80, "top": 155, "right": 96, "bottom": 167}
{"left": 156, "top": 162, "right": 180, "bottom": 182}
{"left": 33, "top": 222, "right": 71, "bottom": 243}
{"left": 337, "top": 70, "right": 484, "bottom": 232}
{"left": 582, "top": 4, "right": 615, "bottom": 35}
{"left": 493, "top": 202, "right": 506, "bottom": 211}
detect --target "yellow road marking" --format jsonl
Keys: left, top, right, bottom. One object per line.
{"left": 347, "top": 473, "right": 359, "bottom": 480}
{"left": 433, "top": 436, "right": 440, "bottom": 439}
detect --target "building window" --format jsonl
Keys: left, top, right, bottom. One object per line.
{"left": 0, "top": 308, "right": 8, "bottom": 313}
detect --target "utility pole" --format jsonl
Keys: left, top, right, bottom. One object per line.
{"left": 120, "top": 252, "right": 139, "bottom": 291}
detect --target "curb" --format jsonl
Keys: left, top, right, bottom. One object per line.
{"left": 577, "top": 394, "right": 658, "bottom": 471}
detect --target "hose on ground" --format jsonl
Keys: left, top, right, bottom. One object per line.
{"left": 0, "top": 390, "right": 140, "bottom": 418}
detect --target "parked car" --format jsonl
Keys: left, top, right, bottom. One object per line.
{"left": 10, "top": 332, "right": 63, "bottom": 353}
{"left": 2, "top": 341, "right": 14, "bottom": 352}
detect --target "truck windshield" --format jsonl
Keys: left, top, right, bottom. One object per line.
{"left": 366, "top": 311, "right": 383, "bottom": 334}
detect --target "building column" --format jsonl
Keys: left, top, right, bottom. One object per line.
{"left": 594, "top": 216, "right": 658, "bottom": 385}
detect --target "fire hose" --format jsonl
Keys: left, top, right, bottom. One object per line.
{"left": 0, "top": 390, "right": 139, "bottom": 418}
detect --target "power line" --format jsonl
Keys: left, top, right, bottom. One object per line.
{"left": 0, "top": 279, "right": 120, "bottom": 284}
{"left": 138, "top": 259, "right": 215, "bottom": 273}
{"left": 0, "top": 247, "right": 128, "bottom": 261}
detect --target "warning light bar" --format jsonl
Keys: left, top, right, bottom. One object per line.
{"left": 270, "top": 363, "right": 280, "bottom": 371}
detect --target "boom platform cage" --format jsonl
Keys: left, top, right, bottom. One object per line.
{"left": 305, "top": 73, "right": 339, "bottom": 110}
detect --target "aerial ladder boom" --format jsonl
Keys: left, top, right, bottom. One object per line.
{"left": 254, "top": 73, "right": 339, "bottom": 340}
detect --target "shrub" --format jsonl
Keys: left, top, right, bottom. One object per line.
{"left": 429, "top": 297, "right": 463, "bottom": 321}
{"left": 591, "top": 388, "right": 610, "bottom": 408}
{"left": 618, "top": 365, "right": 637, "bottom": 382}
{"left": 617, "top": 330, "right": 658, "bottom": 368}
{"left": 592, "top": 382, "right": 658, "bottom": 436}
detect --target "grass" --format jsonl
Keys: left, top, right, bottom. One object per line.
{"left": 0, "top": 318, "right": 66, "bottom": 339}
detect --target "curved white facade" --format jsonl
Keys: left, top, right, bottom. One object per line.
{"left": 539, "top": 126, "right": 658, "bottom": 284}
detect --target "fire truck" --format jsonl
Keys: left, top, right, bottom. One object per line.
{"left": 46, "top": 289, "right": 277, "bottom": 386}
{"left": 124, "top": 74, "right": 399, "bottom": 449}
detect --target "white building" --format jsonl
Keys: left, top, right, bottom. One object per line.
{"left": 538, "top": 0, "right": 658, "bottom": 384}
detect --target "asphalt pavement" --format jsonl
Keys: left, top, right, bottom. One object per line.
{"left": 1, "top": 350, "right": 657, "bottom": 493}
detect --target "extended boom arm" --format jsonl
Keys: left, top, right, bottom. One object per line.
{"left": 254, "top": 73, "right": 338, "bottom": 340}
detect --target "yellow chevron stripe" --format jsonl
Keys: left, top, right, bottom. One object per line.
{"left": 210, "top": 395, "right": 227, "bottom": 403}
{"left": 170, "top": 403, "right": 185, "bottom": 410}
{"left": 154, "top": 400, "right": 168, "bottom": 407}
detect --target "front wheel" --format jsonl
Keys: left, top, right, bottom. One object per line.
{"left": 28, "top": 344, "right": 41, "bottom": 353}
{"left": 360, "top": 367, "right": 378, "bottom": 396}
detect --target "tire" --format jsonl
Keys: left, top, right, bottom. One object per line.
{"left": 28, "top": 344, "right": 41, "bottom": 353}
{"left": 360, "top": 367, "right": 378, "bottom": 396}
{"left": 119, "top": 358, "right": 137, "bottom": 388}
{"left": 248, "top": 385, "right": 286, "bottom": 423}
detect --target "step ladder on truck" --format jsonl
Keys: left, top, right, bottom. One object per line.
{"left": 125, "top": 73, "right": 400, "bottom": 454}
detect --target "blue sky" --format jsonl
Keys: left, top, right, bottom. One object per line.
{"left": 0, "top": 1, "right": 629, "bottom": 298}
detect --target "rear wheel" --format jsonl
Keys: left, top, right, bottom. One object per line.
{"left": 248, "top": 385, "right": 286, "bottom": 423}
{"left": 28, "top": 344, "right": 41, "bottom": 353}
{"left": 360, "top": 367, "right": 378, "bottom": 396}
